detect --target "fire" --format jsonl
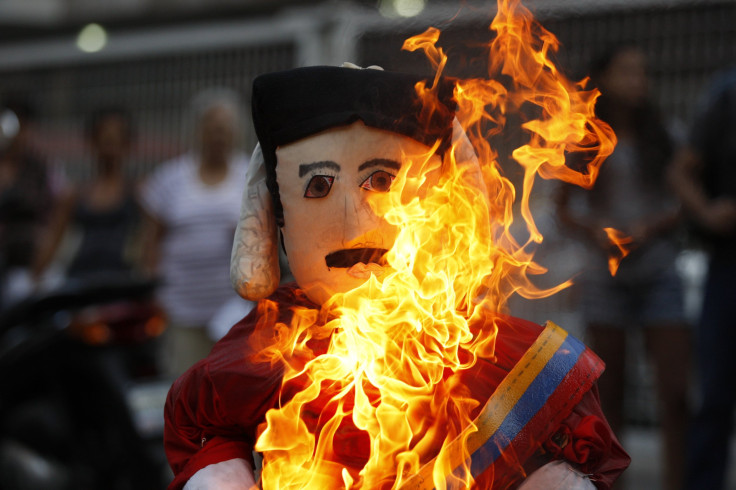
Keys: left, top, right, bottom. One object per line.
{"left": 253, "top": 0, "right": 615, "bottom": 488}
{"left": 603, "top": 227, "right": 634, "bottom": 276}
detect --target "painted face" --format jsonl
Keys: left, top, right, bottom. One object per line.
{"left": 199, "top": 104, "right": 236, "bottom": 162}
{"left": 276, "top": 121, "right": 437, "bottom": 305}
{"left": 602, "top": 47, "right": 649, "bottom": 109}
{"left": 92, "top": 115, "right": 130, "bottom": 165}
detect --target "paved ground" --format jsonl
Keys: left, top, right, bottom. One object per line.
{"left": 623, "top": 427, "right": 736, "bottom": 490}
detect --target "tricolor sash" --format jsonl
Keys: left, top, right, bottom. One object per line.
{"left": 400, "top": 321, "right": 604, "bottom": 489}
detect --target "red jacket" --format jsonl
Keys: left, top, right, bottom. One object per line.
{"left": 164, "top": 284, "right": 629, "bottom": 489}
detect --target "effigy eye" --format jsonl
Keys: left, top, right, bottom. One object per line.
{"left": 304, "top": 175, "right": 335, "bottom": 198}
{"left": 360, "top": 170, "right": 395, "bottom": 193}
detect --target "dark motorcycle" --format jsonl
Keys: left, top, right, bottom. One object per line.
{"left": 0, "top": 277, "right": 172, "bottom": 490}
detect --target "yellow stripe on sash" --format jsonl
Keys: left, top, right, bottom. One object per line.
{"left": 399, "top": 322, "right": 568, "bottom": 490}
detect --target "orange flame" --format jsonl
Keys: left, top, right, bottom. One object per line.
{"left": 253, "top": 0, "right": 615, "bottom": 488}
{"left": 603, "top": 227, "right": 634, "bottom": 276}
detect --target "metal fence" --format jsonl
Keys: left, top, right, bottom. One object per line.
{"left": 358, "top": 0, "right": 736, "bottom": 128}
{"left": 1, "top": 42, "right": 296, "bottom": 181}
{"left": 1, "top": 0, "right": 734, "bottom": 181}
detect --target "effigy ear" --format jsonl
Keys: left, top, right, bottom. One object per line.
{"left": 451, "top": 117, "right": 490, "bottom": 201}
{"left": 230, "top": 143, "right": 281, "bottom": 300}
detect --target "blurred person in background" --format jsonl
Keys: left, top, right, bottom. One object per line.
{"left": 0, "top": 96, "right": 53, "bottom": 310}
{"left": 31, "top": 106, "right": 144, "bottom": 284}
{"left": 140, "top": 88, "right": 249, "bottom": 377}
{"left": 557, "top": 44, "right": 691, "bottom": 490}
{"left": 669, "top": 68, "right": 736, "bottom": 490}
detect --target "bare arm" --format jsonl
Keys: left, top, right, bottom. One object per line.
{"left": 555, "top": 184, "right": 611, "bottom": 251}
{"left": 31, "top": 188, "right": 76, "bottom": 282}
{"left": 667, "top": 146, "right": 736, "bottom": 236}
{"left": 139, "top": 208, "right": 166, "bottom": 277}
{"left": 628, "top": 204, "right": 683, "bottom": 246}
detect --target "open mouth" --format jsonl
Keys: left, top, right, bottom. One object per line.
{"left": 324, "top": 247, "right": 388, "bottom": 269}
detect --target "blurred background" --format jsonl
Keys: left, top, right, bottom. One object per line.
{"left": 0, "top": 0, "right": 733, "bottom": 179}
{"left": 0, "top": 0, "right": 734, "bottom": 488}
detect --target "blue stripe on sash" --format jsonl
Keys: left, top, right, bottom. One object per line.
{"left": 462, "top": 334, "right": 587, "bottom": 479}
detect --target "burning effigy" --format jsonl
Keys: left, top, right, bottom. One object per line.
{"left": 164, "top": 1, "right": 631, "bottom": 489}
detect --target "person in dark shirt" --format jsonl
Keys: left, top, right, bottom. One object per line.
{"left": 0, "top": 97, "right": 52, "bottom": 309}
{"left": 668, "top": 67, "right": 736, "bottom": 490}
{"left": 32, "top": 107, "right": 143, "bottom": 283}
{"left": 558, "top": 45, "right": 691, "bottom": 490}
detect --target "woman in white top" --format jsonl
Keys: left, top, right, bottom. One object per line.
{"left": 141, "top": 89, "right": 249, "bottom": 376}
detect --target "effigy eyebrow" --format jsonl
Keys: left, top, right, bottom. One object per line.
{"left": 298, "top": 160, "right": 341, "bottom": 178}
{"left": 358, "top": 158, "right": 402, "bottom": 172}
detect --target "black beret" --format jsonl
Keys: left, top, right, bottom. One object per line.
{"left": 251, "top": 65, "right": 457, "bottom": 226}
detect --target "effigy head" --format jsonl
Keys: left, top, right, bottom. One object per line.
{"left": 231, "top": 65, "right": 456, "bottom": 305}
